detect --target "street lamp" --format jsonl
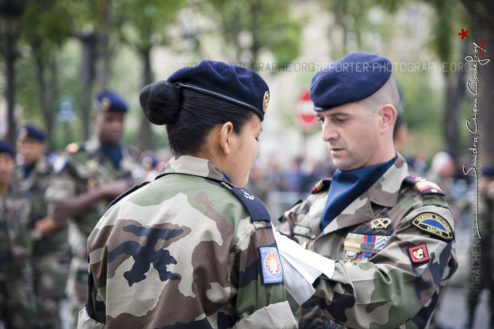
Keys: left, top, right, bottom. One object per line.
{"left": 0, "top": 1, "right": 23, "bottom": 146}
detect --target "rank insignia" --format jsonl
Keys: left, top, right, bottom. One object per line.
{"left": 66, "top": 143, "right": 79, "bottom": 154}
{"left": 311, "top": 179, "right": 330, "bottom": 194}
{"left": 404, "top": 175, "right": 444, "bottom": 195}
{"left": 259, "top": 246, "right": 283, "bottom": 284}
{"left": 408, "top": 243, "right": 430, "bottom": 265}
{"left": 370, "top": 217, "right": 391, "bottom": 230}
{"left": 412, "top": 212, "right": 454, "bottom": 241}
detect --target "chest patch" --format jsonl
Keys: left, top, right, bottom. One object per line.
{"left": 343, "top": 233, "right": 390, "bottom": 264}
{"left": 259, "top": 246, "right": 283, "bottom": 285}
{"left": 412, "top": 212, "right": 453, "bottom": 241}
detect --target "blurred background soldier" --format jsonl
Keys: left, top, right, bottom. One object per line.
{"left": 49, "top": 90, "right": 143, "bottom": 325}
{"left": 14, "top": 123, "right": 70, "bottom": 329}
{"left": 0, "top": 140, "right": 37, "bottom": 329}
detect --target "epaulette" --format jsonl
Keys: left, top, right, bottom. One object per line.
{"left": 106, "top": 181, "right": 150, "bottom": 211}
{"left": 311, "top": 179, "right": 331, "bottom": 194}
{"left": 65, "top": 142, "right": 84, "bottom": 154}
{"left": 206, "top": 179, "right": 271, "bottom": 225}
{"left": 403, "top": 175, "right": 445, "bottom": 196}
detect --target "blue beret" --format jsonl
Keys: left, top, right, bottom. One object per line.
{"left": 18, "top": 124, "right": 46, "bottom": 142}
{"left": 310, "top": 52, "right": 393, "bottom": 111}
{"left": 0, "top": 140, "right": 15, "bottom": 157}
{"left": 482, "top": 165, "right": 494, "bottom": 178}
{"left": 95, "top": 90, "right": 128, "bottom": 113}
{"left": 168, "top": 60, "right": 270, "bottom": 120}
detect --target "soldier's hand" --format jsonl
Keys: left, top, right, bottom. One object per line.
{"left": 34, "top": 216, "right": 64, "bottom": 236}
{"left": 101, "top": 179, "right": 131, "bottom": 198}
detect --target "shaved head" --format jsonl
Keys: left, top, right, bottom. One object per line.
{"left": 359, "top": 77, "right": 400, "bottom": 112}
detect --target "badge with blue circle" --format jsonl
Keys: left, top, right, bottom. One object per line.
{"left": 259, "top": 246, "right": 283, "bottom": 285}
{"left": 412, "top": 212, "right": 453, "bottom": 241}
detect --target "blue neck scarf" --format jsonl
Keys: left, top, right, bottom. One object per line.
{"left": 321, "top": 156, "right": 397, "bottom": 229}
{"left": 23, "top": 164, "right": 35, "bottom": 179}
{"left": 101, "top": 143, "right": 122, "bottom": 169}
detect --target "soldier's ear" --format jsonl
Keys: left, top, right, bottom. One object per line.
{"left": 218, "top": 122, "right": 234, "bottom": 155}
{"left": 378, "top": 104, "right": 397, "bottom": 134}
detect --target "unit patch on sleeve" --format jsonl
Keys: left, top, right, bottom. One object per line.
{"left": 259, "top": 246, "right": 283, "bottom": 285}
{"left": 408, "top": 243, "right": 430, "bottom": 265}
{"left": 412, "top": 212, "right": 454, "bottom": 241}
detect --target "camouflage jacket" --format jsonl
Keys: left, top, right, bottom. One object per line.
{"left": 79, "top": 155, "right": 297, "bottom": 329}
{"left": 13, "top": 155, "right": 69, "bottom": 257}
{"left": 49, "top": 138, "right": 143, "bottom": 239}
{"left": 0, "top": 188, "right": 32, "bottom": 276}
{"left": 278, "top": 154, "right": 458, "bottom": 329}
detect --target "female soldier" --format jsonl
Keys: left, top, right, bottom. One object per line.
{"left": 78, "top": 60, "right": 297, "bottom": 329}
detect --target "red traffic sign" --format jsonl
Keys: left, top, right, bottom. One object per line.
{"left": 295, "top": 88, "right": 318, "bottom": 131}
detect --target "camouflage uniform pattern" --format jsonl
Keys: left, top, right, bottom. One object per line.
{"left": 278, "top": 154, "right": 458, "bottom": 329}
{"left": 79, "top": 155, "right": 297, "bottom": 329}
{"left": 14, "top": 155, "right": 71, "bottom": 329}
{"left": 48, "top": 138, "right": 143, "bottom": 321}
{"left": 0, "top": 188, "right": 37, "bottom": 329}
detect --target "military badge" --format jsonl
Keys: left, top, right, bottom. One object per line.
{"left": 262, "top": 91, "right": 270, "bottom": 112}
{"left": 408, "top": 243, "right": 430, "bottom": 265}
{"left": 241, "top": 189, "right": 255, "bottom": 200}
{"left": 101, "top": 97, "right": 111, "bottom": 112}
{"left": 412, "top": 212, "right": 453, "bottom": 241}
{"left": 343, "top": 233, "right": 390, "bottom": 264}
{"left": 370, "top": 217, "right": 391, "bottom": 230}
{"left": 66, "top": 143, "right": 79, "bottom": 154}
{"left": 259, "top": 246, "right": 283, "bottom": 284}
{"left": 18, "top": 127, "right": 28, "bottom": 141}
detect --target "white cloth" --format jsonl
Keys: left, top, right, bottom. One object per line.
{"left": 273, "top": 228, "right": 335, "bottom": 305}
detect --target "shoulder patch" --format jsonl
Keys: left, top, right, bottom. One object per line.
{"left": 66, "top": 142, "right": 82, "bottom": 154}
{"left": 404, "top": 175, "right": 444, "bottom": 196}
{"left": 106, "top": 181, "right": 150, "bottom": 210}
{"left": 412, "top": 212, "right": 454, "bottom": 241}
{"left": 408, "top": 243, "right": 430, "bottom": 265}
{"left": 312, "top": 179, "right": 330, "bottom": 194}
{"left": 259, "top": 246, "right": 283, "bottom": 284}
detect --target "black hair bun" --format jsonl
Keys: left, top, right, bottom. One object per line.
{"left": 139, "top": 81, "right": 181, "bottom": 125}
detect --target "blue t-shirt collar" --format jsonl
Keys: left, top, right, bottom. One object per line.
{"left": 321, "top": 155, "right": 397, "bottom": 230}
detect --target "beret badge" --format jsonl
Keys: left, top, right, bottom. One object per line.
{"left": 101, "top": 97, "right": 111, "bottom": 112}
{"left": 18, "top": 127, "right": 28, "bottom": 141}
{"left": 263, "top": 91, "right": 270, "bottom": 112}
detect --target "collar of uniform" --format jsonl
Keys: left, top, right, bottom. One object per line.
{"left": 365, "top": 153, "right": 409, "bottom": 208}
{"left": 164, "top": 155, "right": 226, "bottom": 182}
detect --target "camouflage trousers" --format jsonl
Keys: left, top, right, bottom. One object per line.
{"left": 33, "top": 251, "right": 70, "bottom": 329}
{"left": 0, "top": 260, "right": 37, "bottom": 329}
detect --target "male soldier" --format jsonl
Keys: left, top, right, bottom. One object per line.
{"left": 15, "top": 124, "right": 70, "bottom": 329}
{"left": 49, "top": 90, "right": 143, "bottom": 323}
{"left": 0, "top": 140, "right": 37, "bottom": 329}
{"left": 278, "top": 52, "right": 458, "bottom": 328}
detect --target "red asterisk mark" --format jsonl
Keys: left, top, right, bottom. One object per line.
{"left": 458, "top": 28, "right": 469, "bottom": 39}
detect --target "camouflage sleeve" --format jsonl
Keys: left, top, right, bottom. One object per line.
{"left": 232, "top": 221, "right": 297, "bottom": 328}
{"left": 277, "top": 199, "right": 306, "bottom": 236}
{"left": 312, "top": 204, "right": 457, "bottom": 329}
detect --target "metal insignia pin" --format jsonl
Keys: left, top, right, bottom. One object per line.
{"left": 262, "top": 91, "right": 270, "bottom": 112}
